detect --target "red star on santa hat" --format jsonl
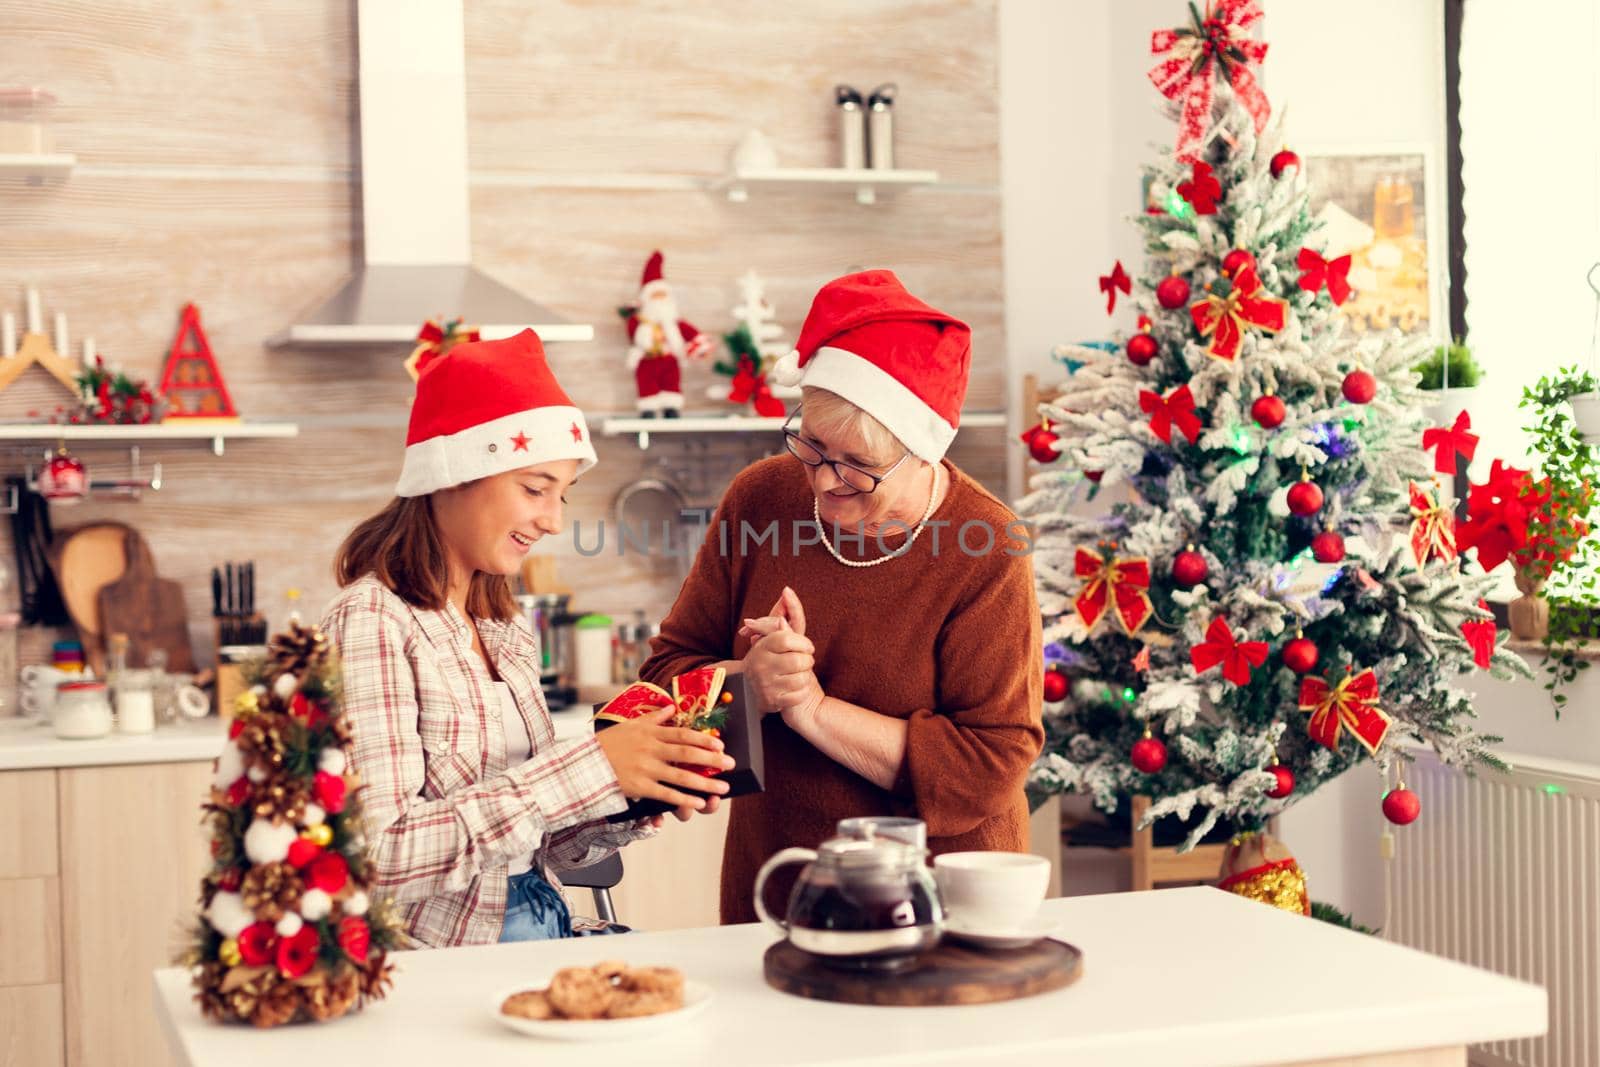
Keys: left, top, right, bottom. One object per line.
{"left": 509, "top": 431, "right": 530, "bottom": 452}
{"left": 569, "top": 422, "right": 583, "bottom": 443}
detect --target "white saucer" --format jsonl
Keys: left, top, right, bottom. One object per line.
{"left": 493, "top": 979, "right": 713, "bottom": 1041}
{"left": 943, "top": 916, "right": 1059, "bottom": 950}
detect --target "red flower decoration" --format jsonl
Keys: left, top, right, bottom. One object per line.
{"left": 1460, "top": 599, "right": 1497, "bottom": 670}
{"left": 338, "top": 916, "right": 371, "bottom": 963}
{"left": 1176, "top": 162, "right": 1222, "bottom": 215}
{"left": 228, "top": 718, "right": 244, "bottom": 740}
{"left": 225, "top": 777, "right": 250, "bottom": 807}
{"left": 1190, "top": 617, "right": 1269, "bottom": 686}
{"left": 237, "top": 921, "right": 277, "bottom": 967}
{"left": 1099, "top": 260, "right": 1132, "bottom": 314}
{"left": 286, "top": 837, "right": 323, "bottom": 870}
{"left": 313, "top": 771, "right": 347, "bottom": 814}
{"left": 276, "top": 925, "right": 320, "bottom": 979}
{"left": 291, "top": 692, "right": 328, "bottom": 729}
{"left": 1296, "top": 247, "right": 1353, "bottom": 305}
{"left": 307, "top": 851, "right": 349, "bottom": 894}
{"left": 1421, "top": 410, "right": 1480, "bottom": 477}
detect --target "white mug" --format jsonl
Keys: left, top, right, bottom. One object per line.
{"left": 19, "top": 664, "right": 88, "bottom": 719}
{"left": 932, "top": 851, "right": 1050, "bottom": 935}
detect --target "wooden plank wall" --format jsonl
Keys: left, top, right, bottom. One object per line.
{"left": 0, "top": 0, "right": 1004, "bottom": 669}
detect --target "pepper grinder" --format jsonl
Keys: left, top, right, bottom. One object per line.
{"left": 867, "top": 83, "right": 897, "bottom": 170}
{"left": 835, "top": 85, "right": 865, "bottom": 170}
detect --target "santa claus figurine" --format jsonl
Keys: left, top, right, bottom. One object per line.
{"left": 626, "top": 250, "right": 712, "bottom": 417}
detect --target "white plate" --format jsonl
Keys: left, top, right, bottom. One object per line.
{"left": 943, "top": 916, "right": 1060, "bottom": 950}
{"left": 493, "top": 979, "right": 713, "bottom": 1041}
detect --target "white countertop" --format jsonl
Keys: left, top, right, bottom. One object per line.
{"left": 152, "top": 886, "right": 1546, "bottom": 1067}
{"left": 0, "top": 716, "right": 224, "bottom": 770}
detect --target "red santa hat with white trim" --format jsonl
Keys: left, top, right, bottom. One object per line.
{"left": 770, "top": 270, "right": 971, "bottom": 463}
{"left": 395, "top": 328, "right": 597, "bottom": 498}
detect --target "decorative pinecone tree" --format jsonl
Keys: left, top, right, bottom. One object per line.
{"left": 709, "top": 269, "right": 798, "bottom": 416}
{"left": 1020, "top": 1, "right": 1532, "bottom": 852}
{"left": 182, "top": 622, "right": 400, "bottom": 1028}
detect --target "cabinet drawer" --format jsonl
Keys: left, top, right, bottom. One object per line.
{"left": 0, "top": 983, "right": 63, "bottom": 1067}
{"left": 0, "top": 878, "right": 61, "bottom": 986}
{"left": 0, "top": 770, "right": 58, "bottom": 878}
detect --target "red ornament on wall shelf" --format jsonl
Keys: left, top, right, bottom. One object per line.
{"left": 158, "top": 304, "right": 238, "bottom": 422}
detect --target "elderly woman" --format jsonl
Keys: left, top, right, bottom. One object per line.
{"left": 640, "top": 270, "right": 1044, "bottom": 923}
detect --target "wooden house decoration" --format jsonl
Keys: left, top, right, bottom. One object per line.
{"left": 0, "top": 329, "right": 80, "bottom": 398}
{"left": 158, "top": 303, "right": 238, "bottom": 422}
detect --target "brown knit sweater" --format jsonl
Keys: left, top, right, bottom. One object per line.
{"left": 640, "top": 454, "right": 1044, "bottom": 924}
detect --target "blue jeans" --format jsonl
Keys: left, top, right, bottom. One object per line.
{"left": 498, "top": 868, "right": 631, "bottom": 942}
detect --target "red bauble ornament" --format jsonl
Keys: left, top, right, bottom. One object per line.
{"left": 1131, "top": 735, "right": 1168, "bottom": 774}
{"left": 1282, "top": 637, "right": 1320, "bottom": 675}
{"left": 1311, "top": 530, "right": 1346, "bottom": 563}
{"left": 37, "top": 449, "right": 88, "bottom": 505}
{"left": 1251, "top": 394, "right": 1286, "bottom": 429}
{"left": 1287, "top": 480, "right": 1324, "bottom": 516}
{"left": 1126, "top": 332, "right": 1159, "bottom": 366}
{"left": 307, "top": 851, "right": 349, "bottom": 894}
{"left": 237, "top": 922, "right": 277, "bottom": 968}
{"left": 1221, "top": 249, "right": 1256, "bottom": 278}
{"left": 1382, "top": 787, "right": 1422, "bottom": 825}
{"left": 1266, "top": 764, "right": 1295, "bottom": 799}
{"left": 1042, "top": 668, "right": 1068, "bottom": 703}
{"left": 1156, "top": 275, "right": 1191, "bottom": 309}
{"left": 1341, "top": 369, "right": 1377, "bottom": 405}
{"left": 286, "top": 836, "right": 323, "bottom": 870}
{"left": 313, "top": 770, "right": 347, "bottom": 814}
{"left": 338, "top": 916, "right": 371, "bottom": 963}
{"left": 1172, "top": 548, "right": 1208, "bottom": 588}
{"left": 1028, "top": 427, "right": 1061, "bottom": 463}
{"left": 1270, "top": 149, "right": 1301, "bottom": 179}
{"left": 276, "top": 926, "right": 320, "bottom": 980}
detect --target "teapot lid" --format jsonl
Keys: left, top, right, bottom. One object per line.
{"left": 817, "top": 834, "right": 920, "bottom": 871}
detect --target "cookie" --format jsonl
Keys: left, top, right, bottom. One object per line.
{"left": 605, "top": 991, "right": 680, "bottom": 1019}
{"left": 547, "top": 966, "right": 613, "bottom": 1020}
{"left": 591, "top": 960, "right": 628, "bottom": 981}
{"left": 620, "top": 966, "right": 684, "bottom": 999}
{"left": 500, "top": 990, "right": 554, "bottom": 1020}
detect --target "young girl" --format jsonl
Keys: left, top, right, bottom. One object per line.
{"left": 323, "top": 330, "right": 730, "bottom": 947}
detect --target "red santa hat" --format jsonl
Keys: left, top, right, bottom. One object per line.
{"left": 395, "top": 329, "right": 597, "bottom": 498}
{"left": 771, "top": 270, "right": 970, "bottom": 463}
{"left": 639, "top": 250, "right": 667, "bottom": 297}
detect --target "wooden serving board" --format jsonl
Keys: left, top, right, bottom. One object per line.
{"left": 96, "top": 527, "right": 196, "bottom": 673}
{"left": 763, "top": 936, "right": 1083, "bottom": 1007}
{"left": 48, "top": 522, "right": 135, "bottom": 674}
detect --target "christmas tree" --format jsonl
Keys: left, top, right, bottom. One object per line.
{"left": 183, "top": 623, "right": 400, "bottom": 1027}
{"left": 709, "top": 269, "right": 797, "bottom": 417}
{"left": 1021, "top": 1, "right": 1531, "bottom": 852}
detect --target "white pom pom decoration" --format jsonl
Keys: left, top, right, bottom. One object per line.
{"left": 299, "top": 888, "right": 332, "bottom": 921}
{"left": 318, "top": 748, "right": 347, "bottom": 776}
{"left": 213, "top": 741, "right": 244, "bottom": 788}
{"left": 204, "top": 891, "right": 253, "bottom": 938}
{"left": 275, "top": 912, "right": 304, "bottom": 937}
{"left": 250, "top": 684, "right": 268, "bottom": 697}
{"left": 769, "top": 348, "right": 804, "bottom": 388}
{"left": 342, "top": 890, "right": 369, "bottom": 916}
{"left": 242, "top": 819, "right": 297, "bottom": 865}
{"left": 273, "top": 673, "right": 299, "bottom": 700}
{"left": 246, "top": 765, "right": 268, "bottom": 784}
{"left": 300, "top": 803, "right": 326, "bottom": 828}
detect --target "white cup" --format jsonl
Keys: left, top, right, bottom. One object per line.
{"left": 933, "top": 851, "right": 1050, "bottom": 935}
{"left": 19, "top": 664, "right": 85, "bottom": 720}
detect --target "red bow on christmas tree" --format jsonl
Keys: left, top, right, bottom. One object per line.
{"left": 1148, "top": 0, "right": 1271, "bottom": 163}
{"left": 1296, "top": 248, "right": 1353, "bottom": 305}
{"left": 1421, "top": 410, "right": 1479, "bottom": 477}
{"left": 1140, "top": 384, "right": 1203, "bottom": 445}
{"left": 1190, "top": 617, "right": 1268, "bottom": 686}
{"left": 1408, "top": 481, "right": 1458, "bottom": 566}
{"left": 1176, "top": 162, "right": 1223, "bottom": 216}
{"left": 1460, "top": 599, "right": 1497, "bottom": 670}
{"left": 1100, "top": 261, "right": 1131, "bottom": 314}
{"left": 1073, "top": 547, "right": 1154, "bottom": 636}
{"left": 408, "top": 317, "right": 481, "bottom": 381}
{"left": 1300, "top": 668, "right": 1391, "bottom": 754}
{"left": 728, "top": 359, "right": 785, "bottom": 417}
{"left": 1455, "top": 460, "right": 1562, "bottom": 575}
{"left": 1189, "top": 266, "right": 1288, "bottom": 361}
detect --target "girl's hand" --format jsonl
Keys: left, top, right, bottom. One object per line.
{"left": 595, "top": 707, "right": 734, "bottom": 810}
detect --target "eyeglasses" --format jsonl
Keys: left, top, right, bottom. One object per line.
{"left": 782, "top": 409, "right": 910, "bottom": 494}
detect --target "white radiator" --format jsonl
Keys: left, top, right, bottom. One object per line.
{"left": 1387, "top": 748, "right": 1600, "bottom": 1066}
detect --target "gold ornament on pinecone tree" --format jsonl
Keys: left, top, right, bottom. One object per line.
{"left": 181, "top": 622, "right": 399, "bottom": 1028}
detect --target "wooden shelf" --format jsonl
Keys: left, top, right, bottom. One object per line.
{"left": 0, "top": 420, "right": 299, "bottom": 456}
{"left": 601, "top": 411, "right": 1003, "bottom": 449}
{"left": 0, "top": 153, "right": 75, "bottom": 180}
{"left": 710, "top": 167, "right": 939, "bottom": 205}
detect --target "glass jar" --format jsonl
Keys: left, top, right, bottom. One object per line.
{"left": 53, "top": 681, "right": 112, "bottom": 740}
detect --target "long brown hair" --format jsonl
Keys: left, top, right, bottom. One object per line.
{"left": 334, "top": 496, "right": 517, "bottom": 621}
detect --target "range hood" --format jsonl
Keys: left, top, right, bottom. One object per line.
{"left": 270, "top": 0, "right": 592, "bottom": 347}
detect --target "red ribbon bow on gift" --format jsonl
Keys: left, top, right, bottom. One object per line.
{"left": 1460, "top": 599, "right": 1497, "bottom": 670}
{"left": 1190, "top": 617, "right": 1268, "bottom": 686}
{"left": 1074, "top": 547, "right": 1154, "bottom": 636}
{"left": 1300, "top": 668, "right": 1391, "bottom": 754}
{"left": 1176, "top": 162, "right": 1223, "bottom": 216}
{"left": 1148, "top": 0, "right": 1271, "bottom": 163}
{"left": 1189, "top": 265, "right": 1288, "bottom": 361}
{"left": 1296, "top": 248, "right": 1353, "bottom": 306}
{"left": 728, "top": 359, "right": 786, "bottom": 417}
{"left": 1140, "top": 384, "right": 1203, "bottom": 445}
{"left": 1099, "top": 260, "right": 1131, "bottom": 314}
{"left": 408, "top": 317, "right": 480, "bottom": 380}
{"left": 1408, "top": 481, "right": 1458, "bottom": 566}
{"left": 1421, "top": 410, "right": 1479, "bottom": 476}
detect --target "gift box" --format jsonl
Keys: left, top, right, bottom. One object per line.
{"left": 593, "top": 666, "right": 766, "bottom": 820}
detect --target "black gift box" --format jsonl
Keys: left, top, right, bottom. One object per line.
{"left": 594, "top": 669, "right": 766, "bottom": 820}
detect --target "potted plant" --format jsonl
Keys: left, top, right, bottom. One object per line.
{"left": 1413, "top": 338, "right": 1484, "bottom": 424}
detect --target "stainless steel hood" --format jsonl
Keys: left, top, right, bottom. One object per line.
{"left": 270, "top": 0, "right": 592, "bottom": 347}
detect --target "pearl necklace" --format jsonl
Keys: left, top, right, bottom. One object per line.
{"left": 813, "top": 465, "right": 943, "bottom": 569}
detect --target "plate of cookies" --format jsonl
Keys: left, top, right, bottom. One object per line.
{"left": 494, "top": 960, "right": 712, "bottom": 1041}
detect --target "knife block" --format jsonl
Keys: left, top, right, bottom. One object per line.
{"left": 214, "top": 616, "right": 265, "bottom": 720}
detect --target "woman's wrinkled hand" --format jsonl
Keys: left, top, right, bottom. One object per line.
{"left": 740, "top": 587, "right": 824, "bottom": 720}
{"left": 595, "top": 706, "right": 734, "bottom": 810}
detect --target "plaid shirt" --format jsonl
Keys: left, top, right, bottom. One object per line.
{"left": 322, "top": 575, "right": 651, "bottom": 948}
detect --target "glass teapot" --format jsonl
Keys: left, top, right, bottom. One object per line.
{"left": 753, "top": 821, "right": 943, "bottom": 968}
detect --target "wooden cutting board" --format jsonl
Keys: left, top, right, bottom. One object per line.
{"left": 763, "top": 936, "right": 1083, "bottom": 1007}
{"left": 95, "top": 528, "right": 196, "bottom": 673}
{"left": 48, "top": 523, "right": 134, "bottom": 674}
